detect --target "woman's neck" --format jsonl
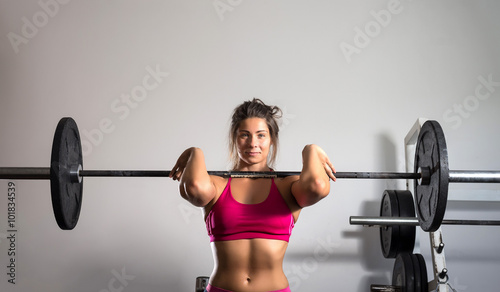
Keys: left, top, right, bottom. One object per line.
{"left": 235, "top": 162, "right": 270, "bottom": 172}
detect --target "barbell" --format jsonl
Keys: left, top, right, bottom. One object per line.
{"left": 0, "top": 117, "right": 499, "bottom": 230}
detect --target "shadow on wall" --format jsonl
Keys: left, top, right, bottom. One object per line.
{"left": 344, "top": 200, "right": 395, "bottom": 290}
{"left": 354, "top": 133, "right": 402, "bottom": 289}
{"left": 377, "top": 133, "right": 403, "bottom": 190}
{"left": 70, "top": 264, "right": 185, "bottom": 292}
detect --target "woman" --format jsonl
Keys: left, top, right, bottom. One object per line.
{"left": 170, "top": 98, "right": 336, "bottom": 292}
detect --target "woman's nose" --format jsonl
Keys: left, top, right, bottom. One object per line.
{"left": 248, "top": 136, "right": 257, "bottom": 147}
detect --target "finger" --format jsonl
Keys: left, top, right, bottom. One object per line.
{"left": 175, "top": 170, "right": 183, "bottom": 181}
{"left": 325, "top": 167, "right": 336, "bottom": 182}
{"left": 323, "top": 157, "right": 335, "bottom": 172}
{"left": 330, "top": 166, "right": 337, "bottom": 176}
{"left": 326, "top": 159, "right": 335, "bottom": 173}
{"left": 170, "top": 161, "right": 181, "bottom": 178}
{"left": 325, "top": 160, "right": 336, "bottom": 181}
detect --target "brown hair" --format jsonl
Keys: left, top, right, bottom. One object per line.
{"left": 229, "top": 98, "right": 282, "bottom": 170}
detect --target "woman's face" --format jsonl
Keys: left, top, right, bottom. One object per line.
{"left": 236, "top": 117, "right": 272, "bottom": 170}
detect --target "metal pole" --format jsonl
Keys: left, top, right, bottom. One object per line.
{"left": 350, "top": 216, "right": 420, "bottom": 226}
{"left": 78, "top": 170, "right": 421, "bottom": 179}
{"left": 0, "top": 168, "right": 421, "bottom": 180}
{"left": 78, "top": 170, "right": 293, "bottom": 178}
{"left": 349, "top": 216, "right": 500, "bottom": 226}
{"left": 448, "top": 170, "right": 500, "bottom": 183}
{"left": 3, "top": 168, "right": 500, "bottom": 182}
{"left": 370, "top": 285, "right": 402, "bottom": 292}
{"left": 0, "top": 168, "right": 422, "bottom": 180}
{"left": 79, "top": 170, "right": 172, "bottom": 177}
{"left": 0, "top": 167, "right": 51, "bottom": 180}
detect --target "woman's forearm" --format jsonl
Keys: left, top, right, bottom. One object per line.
{"left": 292, "top": 144, "right": 333, "bottom": 207}
{"left": 176, "top": 147, "right": 216, "bottom": 207}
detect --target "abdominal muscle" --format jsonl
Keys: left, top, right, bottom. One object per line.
{"left": 209, "top": 238, "right": 289, "bottom": 291}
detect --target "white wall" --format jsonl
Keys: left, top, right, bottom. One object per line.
{"left": 0, "top": 1, "right": 499, "bottom": 291}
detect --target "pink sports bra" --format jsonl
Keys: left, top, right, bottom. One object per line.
{"left": 205, "top": 177, "right": 295, "bottom": 242}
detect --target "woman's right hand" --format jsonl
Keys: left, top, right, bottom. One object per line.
{"left": 169, "top": 147, "right": 197, "bottom": 181}
{"left": 170, "top": 147, "right": 217, "bottom": 207}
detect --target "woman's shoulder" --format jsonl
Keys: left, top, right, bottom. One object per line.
{"left": 275, "top": 175, "right": 300, "bottom": 187}
{"left": 274, "top": 175, "right": 302, "bottom": 219}
{"left": 202, "top": 175, "right": 229, "bottom": 212}
{"left": 274, "top": 175, "right": 300, "bottom": 196}
{"left": 209, "top": 175, "right": 229, "bottom": 193}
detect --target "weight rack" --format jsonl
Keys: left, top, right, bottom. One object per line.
{"left": 358, "top": 118, "right": 499, "bottom": 292}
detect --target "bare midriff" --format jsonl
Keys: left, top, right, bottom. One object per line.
{"left": 209, "top": 238, "right": 289, "bottom": 291}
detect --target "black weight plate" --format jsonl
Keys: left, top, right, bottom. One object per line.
{"left": 380, "top": 190, "right": 401, "bottom": 258}
{"left": 392, "top": 253, "right": 415, "bottom": 292}
{"left": 50, "top": 117, "right": 83, "bottom": 230}
{"left": 414, "top": 120, "right": 449, "bottom": 232}
{"left": 397, "top": 190, "right": 416, "bottom": 256}
{"left": 413, "top": 254, "right": 428, "bottom": 292}
{"left": 410, "top": 254, "right": 422, "bottom": 292}
{"left": 380, "top": 190, "right": 416, "bottom": 258}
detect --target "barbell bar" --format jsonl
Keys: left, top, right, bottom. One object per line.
{"left": 0, "top": 167, "right": 423, "bottom": 180}
{"left": 0, "top": 117, "right": 499, "bottom": 231}
{"left": 2, "top": 167, "right": 499, "bottom": 181}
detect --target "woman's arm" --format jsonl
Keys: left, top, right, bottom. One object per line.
{"left": 170, "top": 147, "right": 217, "bottom": 207}
{"left": 291, "top": 144, "right": 336, "bottom": 208}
